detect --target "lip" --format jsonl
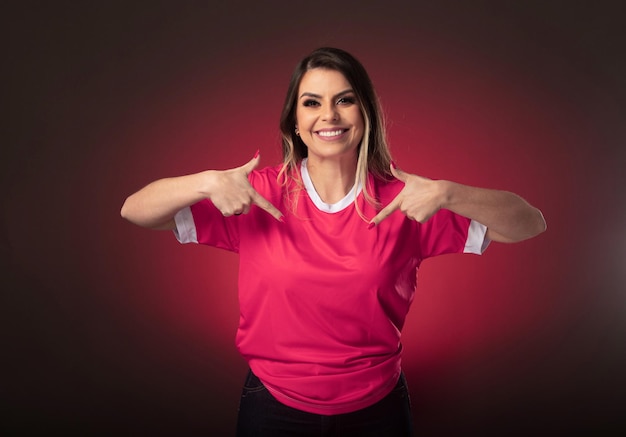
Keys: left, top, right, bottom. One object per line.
{"left": 314, "top": 128, "right": 349, "bottom": 141}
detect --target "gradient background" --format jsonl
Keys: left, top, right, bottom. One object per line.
{"left": 3, "top": 1, "right": 625, "bottom": 435}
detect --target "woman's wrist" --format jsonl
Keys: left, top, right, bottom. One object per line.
{"left": 436, "top": 180, "right": 455, "bottom": 210}
{"left": 197, "top": 170, "right": 218, "bottom": 198}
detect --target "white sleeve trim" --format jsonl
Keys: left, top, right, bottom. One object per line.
{"left": 173, "top": 207, "right": 198, "bottom": 244}
{"left": 464, "top": 219, "right": 490, "bottom": 254}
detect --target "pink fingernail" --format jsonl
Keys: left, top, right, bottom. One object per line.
{"left": 390, "top": 160, "right": 397, "bottom": 169}
{"left": 367, "top": 222, "right": 375, "bottom": 230}
{"left": 279, "top": 216, "right": 285, "bottom": 223}
{"left": 254, "top": 149, "right": 260, "bottom": 159}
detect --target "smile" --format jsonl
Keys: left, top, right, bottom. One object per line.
{"left": 316, "top": 129, "right": 348, "bottom": 138}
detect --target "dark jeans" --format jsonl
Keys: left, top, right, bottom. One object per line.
{"left": 236, "top": 370, "right": 414, "bottom": 436}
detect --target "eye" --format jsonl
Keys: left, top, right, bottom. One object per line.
{"left": 303, "top": 99, "right": 320, "bottom": 107}
{"left": 337, "top": 96, "right": 356, "bottom": 105}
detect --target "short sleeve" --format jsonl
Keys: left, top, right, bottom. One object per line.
{"left": 173, "top": 207, "right": 197, "bottom": 243}
{"left": 172, "top": 199, "right": 240, "bottom": 253}
{"left": 464, "top": 220, "right": 490, "bottom": 254}
{"left": 419, "top": 210, "right": 488, "bottom": 259}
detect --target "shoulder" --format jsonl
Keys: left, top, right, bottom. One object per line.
{"left": 249, "top": 164, "right": 282, "bottom": 184}
{"left": 248, "top": 164, "right": 293, "bottom": 196}
{"left": 369, "top": 174, "right": 404, "bottom": 201}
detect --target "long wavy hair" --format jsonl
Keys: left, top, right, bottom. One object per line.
{"left": 278, "top": 47, "right": 393, "bottom": 215}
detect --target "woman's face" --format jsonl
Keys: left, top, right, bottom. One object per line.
{"left": 295, "top": 68, "right": 364, "bottom": 162}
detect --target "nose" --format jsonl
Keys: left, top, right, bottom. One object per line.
{"left": 321, "top": 104, "right": 339, "bottom": 122}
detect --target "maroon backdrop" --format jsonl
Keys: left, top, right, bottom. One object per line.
{"left": 3, "top": 1, "right": 625, "bottom": 435}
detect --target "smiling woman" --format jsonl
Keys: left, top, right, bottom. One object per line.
{"left": 120, "top": 47, "right": 545, "bottom": 436}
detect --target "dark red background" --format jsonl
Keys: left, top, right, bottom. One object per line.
{"left": 3, "top": 1, "right": 625, "bottom": 435}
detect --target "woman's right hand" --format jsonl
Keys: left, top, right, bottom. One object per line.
{"left": 121, "top": 151, "right": 282, "bottom": 230}
{"left": 206, "top": 153, "right": 283, "bottom": 221}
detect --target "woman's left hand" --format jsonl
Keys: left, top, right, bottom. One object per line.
{"left": 368, "top": 163, "right": 547, "bottom": 243}
{"left": 369, "top": 164, "right": 444, "bottom": 226}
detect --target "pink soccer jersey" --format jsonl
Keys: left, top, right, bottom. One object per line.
{"left": 174, "top": 161, "right": 488, "bottom": 415}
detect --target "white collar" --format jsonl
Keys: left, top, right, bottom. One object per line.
{"left": 300, "top": 158, "right": 362, "bottom": 213}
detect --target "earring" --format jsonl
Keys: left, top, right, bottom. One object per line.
{"left": 295, "top": 128, "right": 300, "bottom": 136}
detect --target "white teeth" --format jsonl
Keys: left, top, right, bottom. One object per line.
{"left": 318, "top": 130, "right": 344, "bottom": 137}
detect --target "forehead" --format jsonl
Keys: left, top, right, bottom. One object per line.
{"left": 298, "top": 68, "right": 352, "bottom": 94}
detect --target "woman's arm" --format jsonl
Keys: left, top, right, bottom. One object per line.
{"left": 438, "top": 180, "right": 546, "bottom": 242}
{"left": 369, "top": 165, "right": 546, "bottom": 243}
{"left": 120, "top": 153, "right": 283, "bottom": 230}
{"left": 120, "top": 170, "right": 213, "bottom": 230}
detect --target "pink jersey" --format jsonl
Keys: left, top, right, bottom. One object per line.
{"left": 174, "top": 161, "right": 488, "bottom": 415}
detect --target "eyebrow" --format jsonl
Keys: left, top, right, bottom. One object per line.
{"left": 299, "top": 89, "right": 355, "bottom": 100}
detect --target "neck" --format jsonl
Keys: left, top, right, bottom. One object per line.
{"left": 305, "top": 155, "right": 357, "bottom": 204}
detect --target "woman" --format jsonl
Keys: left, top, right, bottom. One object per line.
{"left": 121, "top": 47, "right": 546, "bottom": 436}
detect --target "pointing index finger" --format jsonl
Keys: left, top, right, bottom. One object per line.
{"left": 368, "top": 194, "right": 402, "bottom": 229}
{"left": 250, "top": 189, "right": 284, "bottom": 222}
